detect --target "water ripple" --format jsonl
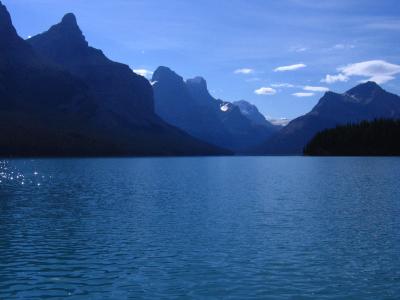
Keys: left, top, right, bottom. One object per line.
{"left": 0, "top": 157, "right": 400, "bottom": 299}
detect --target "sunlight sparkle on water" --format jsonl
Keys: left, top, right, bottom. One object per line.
{"left": 0, "top": 161, "right": 49, "bottom": 187}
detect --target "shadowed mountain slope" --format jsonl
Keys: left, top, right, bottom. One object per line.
{"left": 152, "top": 67, "right": 278, "bottom": 152}
{"left": 259, "top": 82, "right": 400, "bottom": 155}
{"left": 0, "top": 3, "right": 227, "bottom": 156}
{"left": 233, "top": 100, "right": 278, "bottom": 128}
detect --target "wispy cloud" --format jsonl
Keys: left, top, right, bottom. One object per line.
{"left": 303, "top": 86, "right": 329, "bottom": 92}
{"left": 332, "top": 44, "right": 355, "bottom": 50}
{"left": 234, "top": 68, "right": 254, "bottom": 75}
{"left": 290, "top": 46, "right": 308, "bottom": 53}
{"left": 271, "top": 83, "right": 295, "bottom": 88}
{"left": 245, "top": 77, "right": 262, "bottom": 82}
{"left": 133, "top": 69, "right": 153, "bottom": 78}
{"left": 274, "top": 64, "right": 306, "bottom": 72}
{"left": 322, "top": 60, "right": 400, "bottom": 84}
{"left": 365, "top": 20, "right": 400, "bottom": 31}
{"left": 292, "top": 92, "right": 314, "bottom": 97}
{"left": 255, "top": 87, "right": 277, "bottom": 95}
{"left": 289, "top": 0, "right": 352, "bottom": 9}
{"left": 269, "top": 84, "right": 328, "bottom": 93}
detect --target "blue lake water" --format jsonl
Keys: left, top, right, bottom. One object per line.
{"left": 0, "top": 157, "right": 399, "bottom": 299}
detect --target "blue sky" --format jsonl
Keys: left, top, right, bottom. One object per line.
{"left": 4, "top": 0, "right": 400, "bottom": 120}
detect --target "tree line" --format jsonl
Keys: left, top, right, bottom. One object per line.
{"left": 304, "top": 119, "right": 400, "bottom": 156}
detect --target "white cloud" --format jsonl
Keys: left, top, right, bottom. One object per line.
{"left": 367, "top": 75, "right": 395, "bottom": 84}
{"left": 234, "top": 68, "right": 254, "bottom": 75}
{"left": 321, "top": 73, "right": 349, "bottom": 84}
{"left": 332, "top": 44, "right": 355, "bottom": 50}
{"left": 245, "top": 77, "right": 262, "bottom": 82}
{"left": 274, "top": 63, "right": 306, "bottom": 72}
{"left": 133, "top": 69, "right": 153, "bottom": 78}
{"left": 271, "top": 83, "right": 295, "bottom": 88}
{"left": 292, "top": 92, "right": 314, "bottom": 97}
{"left": 339, "top": 60, "right": 400, "bottom": 83}
{"left": 303, "top": 86, "right": 329, "bottom": 92}
{"left": 255, "top": 87, "right": 277, "bottom": 95}
{"left": 322, "top": 60, "right": 400, "bottom": 84}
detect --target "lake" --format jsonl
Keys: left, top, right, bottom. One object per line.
{"left": 0, "top": 157, "right": 399, "bottom": 299}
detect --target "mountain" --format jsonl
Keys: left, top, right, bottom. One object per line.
{"left": 304, "top": 119, "right": 400, "bottom": 156}
{"left": 0, "top": 6, "right": 225, "bottom": 156}
{"left": 233, "top": 100, "right": 277, "bottom": 128}
{"left": 152, "top": 67, "right": 277, "bottom": 152}
{"left": 260, "top": 82, "right": 400, "bottom": 154}
{"left": 28, "top": 13, "right": 153, "bottom": 120}
{"left": 0, "top": 1, "right": 111, "bottom": 156}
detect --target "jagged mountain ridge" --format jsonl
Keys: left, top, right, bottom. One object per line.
{"left": 0, "top": 1, "right": 107, "bottom": 156}
{"left": 152, "top": 66, "right": 278, "bottom": 152}
{"left": 260, "top": 82, "right": 400, "bottom": 154}
{"left": 233, "top": 100, "right": 276, "bottom": 128}
{"left": 28, "top": 13, "right": 154, "bottom": 119}
{"left": 0, "top": 2, "right": 228, "bottom": 156}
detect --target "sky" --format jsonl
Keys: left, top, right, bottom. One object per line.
{"left": 3, "top": 0, "right": 400, "bottom": 121}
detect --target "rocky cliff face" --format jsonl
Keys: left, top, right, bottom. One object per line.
{"left": 0, "top": 2, "right": 227, "bottom": 156}
{"left": 233, "top": 100, "right": 277, "bottom": 128}
{"left": 28, "top": 13, "right": 154, "bottom": 119}
{"left": 152, "top": 66, "right": 277, "bottom": 152}
{"left": 0, "top": 2, "right": 105, "bottom": 155}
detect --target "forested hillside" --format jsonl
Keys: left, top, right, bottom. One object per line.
{"left": 304, "top": 119, "right": 400, "bottom": 156}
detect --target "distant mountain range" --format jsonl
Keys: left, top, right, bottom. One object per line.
{"left": 1, "top": 1, "right": 400, "bottom": 156}
{"left": 0, "top": 2, "right": 227, "bottom": 156}
{"left": 259, "top": 82, "right": 400, "bottom": 154}
{"left": 152, "top": 67, "right": 279, "bottom": 152}
{"left": 233, "top": 100, "right": 279, "bottom": 128}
